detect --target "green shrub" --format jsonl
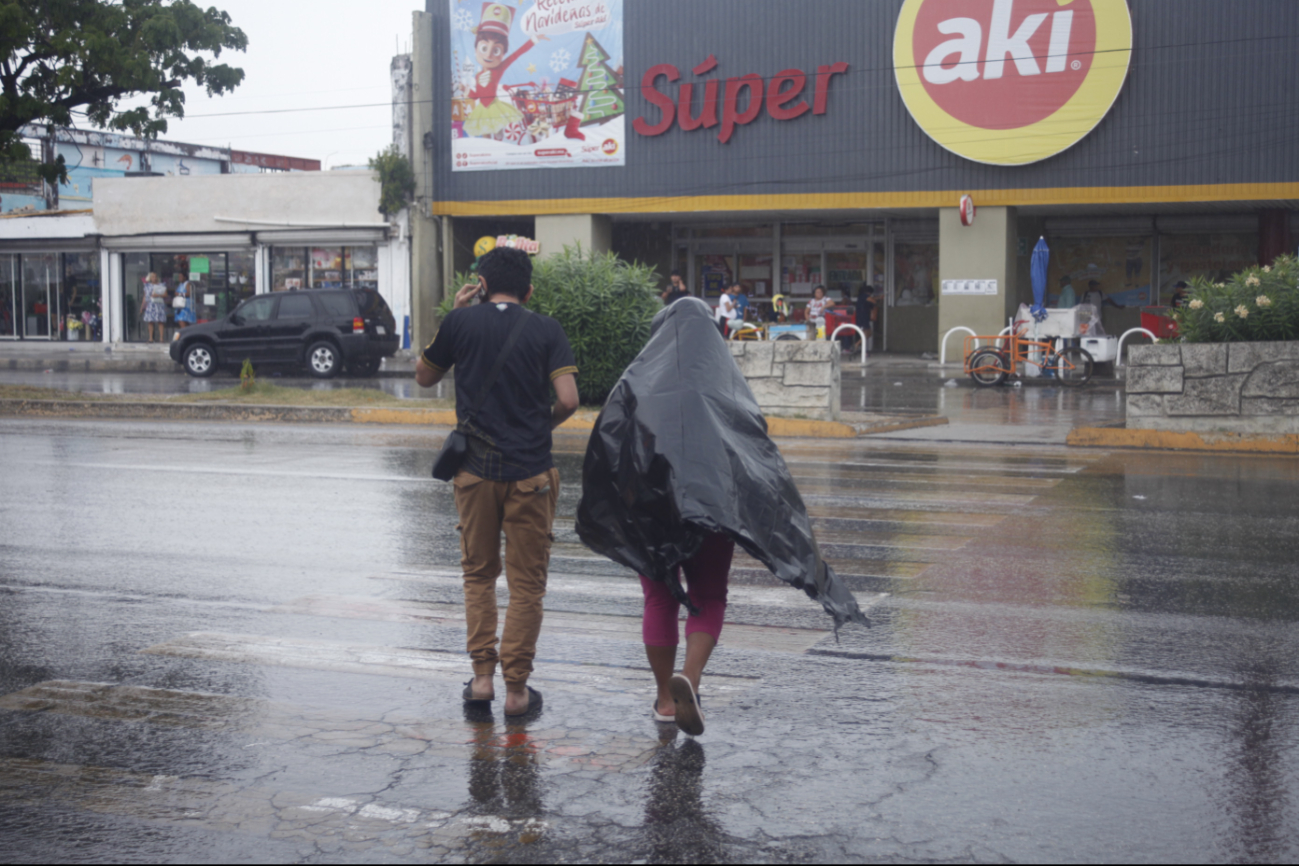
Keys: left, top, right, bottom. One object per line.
{"left": 1176, "top": 255, "right": 1299, "bottom": 343}
{"left": 436, "top": 246, "right": 660, "bottom": 404}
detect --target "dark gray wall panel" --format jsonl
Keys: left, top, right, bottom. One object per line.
{"left": 426, "top": 0, "right": 1299, "bottom": 206}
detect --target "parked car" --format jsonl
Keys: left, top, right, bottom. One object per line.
{"left": 170, "top": 289, "right": 399, "bottom": 378}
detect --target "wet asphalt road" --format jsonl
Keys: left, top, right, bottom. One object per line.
{"left": 2, "top": 416, "right": 1298, "bottom": 863}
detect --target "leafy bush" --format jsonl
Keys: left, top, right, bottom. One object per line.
{"left": 1175, "top": 255, "right": 1299, "bottom": 343}
{"left": 436, "top": 246, "right": 661, "bottom": 404}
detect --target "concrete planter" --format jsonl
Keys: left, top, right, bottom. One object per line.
{"left": 1126, "top": 341, "right": 1299, "bottom": 433}
{"left": 728, "top": 341, "right": 841, "bottom": 422}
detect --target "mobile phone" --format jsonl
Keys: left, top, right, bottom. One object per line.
{"left": 476, "top": 277, "right": 488, "bottom": 301}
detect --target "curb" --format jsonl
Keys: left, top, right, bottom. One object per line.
{"left": 2, "top": 357, "right": 419, "bottom": 377}
{"left": 0, "top": 399, "right": 885, "bottom": 439}
{"left": 1068, "top": 427, "right": 1299, "bottom": 455}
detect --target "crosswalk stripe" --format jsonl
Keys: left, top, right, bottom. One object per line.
{"left": 270, "top": 596, "right": 839, "bottom": 654}
{"left": 140, "top": 633, "right": 761, "bottom": 700}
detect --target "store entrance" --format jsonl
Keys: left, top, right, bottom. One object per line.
{"left": 20, "top": 253, "right": 57, "bottom": 339}
{"left": 121, "top": 251, "right": 255, "bottom": 342}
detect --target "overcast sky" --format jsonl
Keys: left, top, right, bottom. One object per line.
{"left": 116, "top": 0, "right": 422, "bottom": 168}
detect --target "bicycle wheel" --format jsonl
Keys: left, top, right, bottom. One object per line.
{"left": 968, "top": 349, "right": 1008, "bottom": 387}
{"left": 1051, "top": 347, "right": 1094, "bottom": 385}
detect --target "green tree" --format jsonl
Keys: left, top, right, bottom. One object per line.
{"left": 368, "top": 145, "right": 415, "bottom": 218}
{"left": 0, "top": 0, "right": 247, "bottom": 183}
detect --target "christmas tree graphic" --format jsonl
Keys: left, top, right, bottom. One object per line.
{"left": 575, "top": 32, "right": 625, "bottom": 127}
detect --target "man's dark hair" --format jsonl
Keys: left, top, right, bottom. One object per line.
{"left": 478, "top": 248, "right": 532, "bottom": 300}
{"left": 670, "top": 269, "right": 681, "bottom": 278}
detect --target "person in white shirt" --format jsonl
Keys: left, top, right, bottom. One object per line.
{"left": 715, "top": 284, "right": 739, "bottom": 335}
{"left": 806, "top": 285, "right": 828, "bottom": 337}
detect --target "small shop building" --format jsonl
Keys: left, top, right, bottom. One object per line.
{"left": 398, "top": 0, "right": 1299, "bottom": 353}
{"left": 0, "top": 171, "right": 411, "bottom": 347}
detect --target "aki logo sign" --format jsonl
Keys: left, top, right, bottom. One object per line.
{"left": 894, "top": 0, "right": 1132, "bottom": 166}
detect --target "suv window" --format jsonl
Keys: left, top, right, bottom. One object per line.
{"left": 238, "top": 296, "right": 276, "bottom": 323}
{"left": 277, "top": 293, "right": 315, "bottom": 320}
{"left": 318, "top": 292, "right": 355, "bottom": 319}
{"left": 352, "top": 290, "right": 390, "bottom": 317}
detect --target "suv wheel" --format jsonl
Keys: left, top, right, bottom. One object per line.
{"left": 306, "top": 340, "right": 342, "bottom": 379}
{"left": 183, "top": 343, "right": 217, "bottom": 378}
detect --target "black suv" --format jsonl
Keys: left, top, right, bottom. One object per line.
{"left": 170, "top": 289, "right": 399, "bottom": 378}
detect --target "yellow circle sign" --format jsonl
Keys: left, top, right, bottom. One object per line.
{"left": 894, "top": 0, "right": 1132, "bottom": 166}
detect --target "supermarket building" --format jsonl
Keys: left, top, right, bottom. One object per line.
{"left": 401, "top": 0, "right": 1299, "bottom": 353}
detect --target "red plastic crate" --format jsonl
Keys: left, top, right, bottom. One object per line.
{"left": 1141, "top": 306, "right": 1179, "bottom": 340}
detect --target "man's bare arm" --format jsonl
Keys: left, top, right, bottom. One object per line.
{"left": 551, "top": 373, "right": 579, "bottom": 429}
{"left": 415, "top": 356, "right": 446, "bottom": 388}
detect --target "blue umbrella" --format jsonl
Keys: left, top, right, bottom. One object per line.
{"left": 1030, "top": 236, "right": 1050, "bottom": 323}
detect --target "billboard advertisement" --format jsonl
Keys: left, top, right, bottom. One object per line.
{"left": 893, "top": 0, "right": 1133, "bottom": 166}
{"left": 450, "top": 0, "right": 626, "bottom": 172}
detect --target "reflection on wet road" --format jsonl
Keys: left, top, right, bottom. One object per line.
{"left": 1, "top": 418, "right": 1296, "bottom": 862}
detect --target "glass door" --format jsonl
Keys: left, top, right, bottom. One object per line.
{"left": 21, "top": 253, "right": 58, "bottom": 339}
{"left": 0, "top": 255, "right": 17, "bottom": 338}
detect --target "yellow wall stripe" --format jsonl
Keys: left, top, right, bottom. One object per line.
{"left": 433, "top": 182, "right": 1299, "bottom": 217}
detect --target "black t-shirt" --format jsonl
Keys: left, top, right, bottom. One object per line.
{"left": 423, "top": 302, "right": 578, "bottom": 481}
{"left": 856, "top": 295, "right": 876, "bottom": 329}
{"left": 664, "top": 289, "right": 691, "bottom": 306}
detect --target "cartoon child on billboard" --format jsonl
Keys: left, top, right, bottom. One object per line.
{"left": 464, "top": 3, "right": 541, "bottom": 143}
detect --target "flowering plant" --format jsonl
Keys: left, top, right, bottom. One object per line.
{"left": 1174, "top": 255, "right": 1299, "bottom": 343}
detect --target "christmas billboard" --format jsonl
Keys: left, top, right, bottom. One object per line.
{"left": 450, "top": 0, "right": 626, "bottom": 172}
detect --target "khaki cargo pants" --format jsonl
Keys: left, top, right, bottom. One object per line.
{"left": 453, "top": 468, "right": 560, "bottom": 687}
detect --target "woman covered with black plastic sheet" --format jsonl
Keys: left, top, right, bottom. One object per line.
{"left": 576, "top": 296, "right": 870, "bottom": 736}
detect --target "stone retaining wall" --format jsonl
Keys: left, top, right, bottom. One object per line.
{"left": 1126, "top": 342, "right": 1299, "bottom": 433}
{"left": 728, "top": 341, "right": 841, "bottom": 422}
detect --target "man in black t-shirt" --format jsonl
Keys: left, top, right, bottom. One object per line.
{"left": 661, "top": 270, "right": 690, "bottom": 306}
{"left": 416, "top": 248, "right": 579, "bottom": 717}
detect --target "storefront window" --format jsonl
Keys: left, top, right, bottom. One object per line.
{"left": 21, "top": 253, "right": 57, "bottom": 337}
{"left": 60, "top": 253, "right": 100, "bottom": 341}
{"left": 0, "top": 254, "right": 17, "bottom": 337}
{"left": 696, "top": 254, "right": 734, "bottom": 299}
{"left": 120, "top": 251, "right": 248, "bottom": 342}
{"left": 1157, "top": 233, "right": 1257, "bottom": 301}
{"left": 737, "top": 254, "right": 773, "bottom": 299}
{"left": 782, "top": 254, "right": 822, "bottom": 300}
{"left": 892, "top": 243, "right": 938, "bottom": 307}
{"left": 272, "top": 246, "right": 379, "bottom": 291}
{"left": 826, "top": 252, "right": 868, "bottom": 303}
{"left": 1047, "top": 236, "right": 1154, "bottom": 308}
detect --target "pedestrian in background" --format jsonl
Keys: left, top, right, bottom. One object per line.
{"left": 807, "top": 285, "right": 828, "bottom": 338}
{"left": 661, "top": 270, "right": 689, "bottom": 306}
{"left": 415, "top": 247, "right": 580, "bottom": 718}
{"left": 173, "top": 273, "right": 196, "bottom": 330}
{"left": 140, "top": 272, "right": 168, "bottom": 343}
{"left": 1170, "top": 280, "right": 1190, "bottom": 309}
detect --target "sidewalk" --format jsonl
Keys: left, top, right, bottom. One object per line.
{"left": 0, "top": 341, "right": 422, "bottom": 376}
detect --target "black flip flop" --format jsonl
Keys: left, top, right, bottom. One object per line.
{"left": 462, "top": 680, "right": 494, "bottom": 706}
{"left": 504, "top": 686, "right": 543, "bottom": 718}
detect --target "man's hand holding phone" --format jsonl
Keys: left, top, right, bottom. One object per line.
{"left": 454, "top": 278, "right": 486, "bottom": 310}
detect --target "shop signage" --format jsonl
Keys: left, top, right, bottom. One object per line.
{"left": 894, "top": 0, "right": 1132, "bottom": 165}
{"left": 496, "top": 234, "right": 541, "bottom": 255}
{"left": 633, "top": 56, "right": 850, "bottom": 144}
{"left": 943, "top": 279, "right": 999, "bottom": 296}
{"left": 959, "top": 194, "right": 976, "bottom": 226}
{"left": 449, "top": 0, "right": 626, "bottom": 172}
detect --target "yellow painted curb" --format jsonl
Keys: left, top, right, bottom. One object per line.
{"left": 351, "top": 408, "right": 459, "bottom": 426}
{"left": 1069, "top": 427, "right": 1299, "bottom": 455}
{"left": 351, "top": 406, "right": 856, "bottom": 438}
{"left": 765, "top": 417, "right": 858, "bottom": 439}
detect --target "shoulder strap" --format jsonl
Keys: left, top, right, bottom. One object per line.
{"left": 465, "top": 307, "right": 532, "bottom": 421}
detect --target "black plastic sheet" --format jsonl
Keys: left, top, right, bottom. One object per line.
{"left": 575, "top": 298, "right": 870, "bottom": 631}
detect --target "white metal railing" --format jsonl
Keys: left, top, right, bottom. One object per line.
{"left": 830, "top": 324, "right": 868, "bottom": 365}
{"left": 1116, "top": 328, "right": 1158, "bottom": 369}
{"left": 940, "top": 327, "right": 976, "bottom": 365}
